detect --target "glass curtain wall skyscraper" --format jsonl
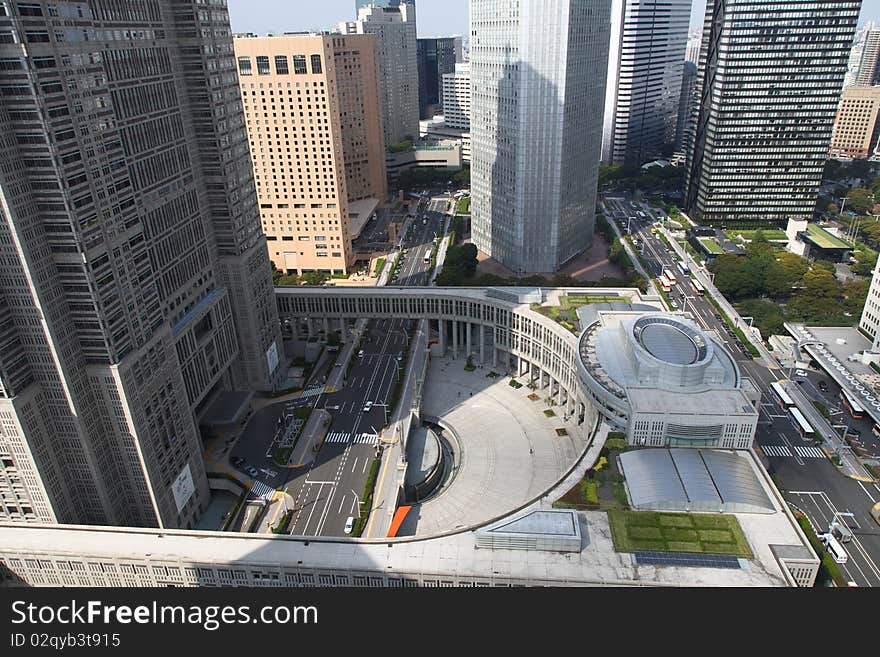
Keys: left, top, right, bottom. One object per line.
{"left": 685, "top": 0, "right": 860, "bottom": 226}
{"left": 470, "top": 0, "right": 611, "bottom": 274}
{"left": 602, "top": 0, "right": 692, "bottom": 166}
{"left": 0, "top": 0, "right": 282, "bottom": 529}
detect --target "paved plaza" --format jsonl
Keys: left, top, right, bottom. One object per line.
{"left": 405, "top": 354, "right": 593, "bottom": 536}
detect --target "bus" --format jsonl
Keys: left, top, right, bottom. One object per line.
{"left": 840, "top": 388, "right": 865, "bottom": 420}
{"left": 819, "top": 532, "right": 849, "bottom": 564}
{"left": 663, "top": 269, "right": 677, "bottom": 285}
{"left": 423, "top": 249, "right": 432, "bottom": 265}
{"left": 770, "top": 381, "right": 795, "bottom": 409}
{"left": 788, "top": 406, "right": 815, "bottom": 439}
{"left": 678, "top": 260, "right": 690, "bottom": 275}
{"left": 658, "top": 275, "right": 672, "bottom": 293}
{"left": 691, "top": 279, "right": 705, "bottom": 297}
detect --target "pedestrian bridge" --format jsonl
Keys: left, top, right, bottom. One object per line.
{"left": 275, "top": 286, "right": 592, "bottom": 426}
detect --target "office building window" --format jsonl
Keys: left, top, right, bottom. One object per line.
{"left": 237, "top": 56, "right": 252, "bottom": 76}
{"left": 310, "top": 54, "right": 322, "bottom": 75}
{"left": 256, "top": 56, "right": 270, "bottom": 75}
{"left": 275, "top": 55, "right": 288, "bottom": 75}
{"left": 293, "top": 55, "right": 307, "bottom": 75}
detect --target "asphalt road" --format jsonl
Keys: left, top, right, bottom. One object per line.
{"left": 604, "top": 192, "right": 880, "bottom": 585}
{"left": 280, "top": 195, "right": 451, "bottom": 537}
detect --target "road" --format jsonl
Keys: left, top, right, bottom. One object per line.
{"left": 227, "top": 194, "right": 452, "bottom": 537}
{"left": 603, "top": 192, "right": 880, "bottom": 585}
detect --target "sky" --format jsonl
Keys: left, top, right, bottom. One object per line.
{"left": 226, "top": 0, "right": 880, "bottom": 40}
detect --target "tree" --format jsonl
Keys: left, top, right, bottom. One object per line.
{"left": 851, "top": 249, "right": 877, "bottom": 277}
{"left": 453, "top": 167, "right": 470, "bottom": 186}
{"left": 845, "top": 188, "right": 875, "bottom": 215}
{"left": 828, "top": 203, "right": 840, "bottom": 216}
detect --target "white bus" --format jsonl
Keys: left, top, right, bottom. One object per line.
{"left": 678, "top": 260, "right": 689, "bottom": 275}
{"left": 769, "top": 381, "right": 795, "bottom": 409}
{"left": 819, "top": 532, "right": 848, "bottom": 564}
{"left": 663, "top": 268, "right": 677, "bottom": 285}
{"left": 691, "top": 279, "right": 705, "bottom": 297}
{"left": 423, "top": 249, "right": 432, "bottom": 265}
{"left": 788, "top": 406, "right": 815, "bottom": 439}
{"left": 658, "top": 274, "right": 672, "bottom": 293}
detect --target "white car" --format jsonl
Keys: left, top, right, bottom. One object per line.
{"left": 344, "top": 516, "right": 354, "bottom": 534}
{"left": 795, "top": 369, "right": 808, "bottom": 377}
{"left": 362, "top": 400, "right": 373, "bottom": 413}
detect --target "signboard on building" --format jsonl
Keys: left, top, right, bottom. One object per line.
{"left": 171, "top": 464, "right": 195, "bottom": 513}
{"left": 266, "top": 341, "right": 279, "bottom": 374}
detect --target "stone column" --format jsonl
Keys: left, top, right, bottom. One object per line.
{"left": 307, "top": 318, "right": 314, "bottom": 337}
{"left": 466, "top": 322, "right": 472, "bottom": 360}
{"left": 453, "top": 319, "right": 459, "bottom": 359}
{"left": 439, "top": 319, "right": 445, "bottom": 355}
{"left": 493, "top": 346, "right": 498, "bottom": 368}
{"left": 323, "top": 317, "right": 329, "bottom": 336}
{"left": 480, "top": 324, "right": 485, "bottom": 364}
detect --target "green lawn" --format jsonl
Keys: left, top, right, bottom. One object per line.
{"left": 456, "top": 196, "right": 470, "bottom": 214}
{"left": 804, "top": 223, "right": 852, "bottom": 249}
{"left": 560, "top": 294, "right": 623, "bottom": 309}
{"left": 724, "top": 229, "right": 788, "bottom": 241}
{"left": 607, "top": 510, "right": 753, "bottom": 558}
{"left": 373, "top": 258, "right": 386, "bottom": 277}
{"left": 697, "top": 237, "right": 725, "bottom": 255}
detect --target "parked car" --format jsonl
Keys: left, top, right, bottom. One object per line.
{"left": 795, "top": 369, "right": 808, "bottom": 377}
{"left": 818, "top": 381, "right": 829, "bottom": 392}
{"left": 344, "top": 516, "right": 355, "bottom": 534}
{"left": 246, "top": 466, "right": 259, "bottom": 477}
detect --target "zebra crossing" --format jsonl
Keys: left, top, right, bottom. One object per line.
{"left": 762, "top": 444, "right": 826, "bottom": 459}
{"left": 299, "top": 385, "right": 324, "bottom": 399}
{"left": 324, "top": 431, "right": 380, "bottom": 446}
{"left": 250, "top": 480, "right": 275, "bottom": 500}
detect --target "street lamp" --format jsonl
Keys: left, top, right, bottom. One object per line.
{"left": 351, "top": 490, "right": 362, "bottom": 518}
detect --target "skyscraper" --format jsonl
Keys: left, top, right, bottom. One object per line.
{"left": 674, "top": 60, "right": 698, "bottom": 154}
{"left": 856, "top": 30, "right": 880, "bottom": 87}
{"left": 341, "top": 3, "right": 419, "bottom": 146}
{"left": 417, "top": 37, "right": 458, "bottom": 119}
{"left": 470, "top": 0, "right": 611, "bottom": 273}
{"left": 0, "top": 1, "right": 282, "bottom": 529}
{"left": 602, "top": 0, "right": 692, "bottom": 166}
{"left": 685, "top": 0, "right": 860, "bottom": 226}
{"left": 829, "top": 86, "right": 880, "bottom": 159}
{"left": 234, "top": 34, "right": 387, "bottom": 275}
{"left": 442, "top": 63, "right": 471, "bottom": 130}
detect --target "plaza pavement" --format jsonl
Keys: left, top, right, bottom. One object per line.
{"left": 408, "top": 354, "right": 594, "bottom": 535}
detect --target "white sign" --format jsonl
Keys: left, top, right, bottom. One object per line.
{"left": 171, "top": 464, "right": 196, "bottom": 513}
{"left": 266, "top": 341, "right": 279, "bottom": 374}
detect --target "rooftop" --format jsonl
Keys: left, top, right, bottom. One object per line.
{"left": 803, "top": 224, "right": 853, "bottom": 250}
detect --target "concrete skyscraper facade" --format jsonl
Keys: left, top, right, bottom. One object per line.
{"left": 0, "top": 1, "right": 282, "bottom": 529}
{"left": 829, "top": 86, "right": 880, "bottom": 160}
{"left": 234, "top": 34, "right": 387, "bottom": 275}
{"left": 341, "top": 3, "right": 419, "bottom": 146}
{"left": 442, "top": 63, "right": 471, "bottom": 130}
{"left": 470, "top": 0, "right": 611, "bottom": 274}
{"left": 417, "top": 37, "right": 458, "bottom": 119}
{"left": 856, "top": 30, "right": 880, "bottom": 87}
{"left": 685, "top": 0, "right": 860, "bottom": 226}
{"left": 602, "top": 0, "right": 692, "bottom": 166}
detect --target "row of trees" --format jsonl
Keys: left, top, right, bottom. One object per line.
{"left": 710, "top": 232, "right": 869, "bottom": 336}
{"left": 598, "top": 164, "right": 685, "bottom": 194}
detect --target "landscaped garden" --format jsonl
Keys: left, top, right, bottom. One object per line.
{"left": 607, "top": 510, "right": 753, "bottom": 557}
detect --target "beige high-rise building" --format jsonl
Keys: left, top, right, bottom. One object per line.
{"left": 829, "top": 86, "right": 880, "bottom": 159}
{"left": 234, "top": 34, "right": 386, "bottom": 275}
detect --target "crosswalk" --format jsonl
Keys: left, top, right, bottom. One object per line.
{"left": 299, "top": 385, "right": 324, "bottom": 398}
{"left": 762, "top": 444, "right": 826, "bottom": 459}
{"left": 324, "top": 431, "right": 379, "bottom": 446}
{"left": 250, "top": 480, "right": 275, "bottom": 499}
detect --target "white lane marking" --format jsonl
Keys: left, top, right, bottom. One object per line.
{"left": 351, "top": 457, "right": 359, "bottom": 473}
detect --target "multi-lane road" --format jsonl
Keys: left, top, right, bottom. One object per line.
{"left": 604, "top": 193, "right": 880, "bottom": 586}
{"left": 229, "top": 194, "right": 452, "bottom": 537}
